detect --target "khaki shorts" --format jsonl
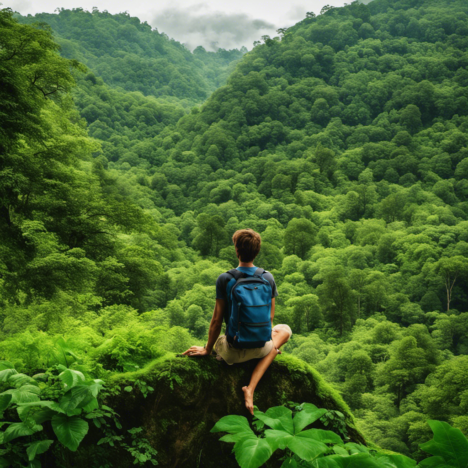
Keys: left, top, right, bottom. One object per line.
{"left": 214, "top": 324, "right": 292, "bottom": 365}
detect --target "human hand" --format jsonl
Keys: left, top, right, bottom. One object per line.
{"left": 182, "top": 346, "right": 209, "bottom": 357}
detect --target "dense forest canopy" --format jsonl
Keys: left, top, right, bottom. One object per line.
{"left": 1, "top": 0, "right": 468, "bottom": 463}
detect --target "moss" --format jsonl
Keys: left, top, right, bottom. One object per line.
{"left": 82, "top": 353, "right": 367, "bottom": 467}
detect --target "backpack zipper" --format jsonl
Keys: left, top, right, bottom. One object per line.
{"left": 240, "top": 321, "right": 270, "bottom": 327}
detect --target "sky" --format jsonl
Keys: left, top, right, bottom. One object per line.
{"left": 5, "top": 0, "right": 350, "bottom": 50}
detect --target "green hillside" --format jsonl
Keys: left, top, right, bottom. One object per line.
{"left": 19, "top": 8, "right": 245, "bottom": 103}
{"left": 1, "top": 0, "right": 468, "bottom": 465}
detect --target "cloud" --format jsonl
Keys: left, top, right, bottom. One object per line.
{"left": 5, "top": 0, "right": 33, "bottom": 14}
{"left": 286, "top": 4, "right": 308, "bottom": 22}
{"left": 151, "top": 3, "right": 277, "bottom": 51}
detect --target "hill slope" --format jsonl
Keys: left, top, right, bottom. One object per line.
{"left": 19, "top": 9, "right": 245, "bottom": 104}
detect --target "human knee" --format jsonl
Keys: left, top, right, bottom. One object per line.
{"left": 272, "top": 324, "right": 292, "bottom": 341}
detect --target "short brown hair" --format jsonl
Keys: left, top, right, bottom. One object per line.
{"left": 232, "top": 229, "right": 261, "bottom": 262}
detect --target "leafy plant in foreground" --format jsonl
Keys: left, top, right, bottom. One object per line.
{"left": 0, "top": 359, "right": 158, "bottom": 466}
{"left": 212, "top": 403, "right": 468, "bottom": 468}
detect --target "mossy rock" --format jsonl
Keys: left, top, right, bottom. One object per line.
{"left": 72, "top": 353, "right": 365, "bottom": 467}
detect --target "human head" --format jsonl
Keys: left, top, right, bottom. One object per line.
{"left": 232, "top": 229, "right": 261, "bottom": 262}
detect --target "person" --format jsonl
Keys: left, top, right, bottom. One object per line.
{"left": 183, "top": 228, "right": 292, "bottom": 415}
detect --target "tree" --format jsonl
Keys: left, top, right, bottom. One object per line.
{"left": 192, "top": 214, "right": 229, "bottom": 257}
{"left": 376, "top": 336, "right": 432, "bottom": 406}
{"left": 349, "top": 269, "right": 368, "bottom": 319}
{"left": 317, "top": 267, "right": 356, "bottom": 336}
{"left": 287, "top": 294, "right": 321, "bottom": 333}
{"left": 284, "top": 218, "right": 317, "bottom": 260}
{"left": 432, "top": 256, "right": 468, "bottom": 312}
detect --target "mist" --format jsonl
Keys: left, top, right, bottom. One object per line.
{"left": 151, "top": 4, "right": 277, "bottom": 51}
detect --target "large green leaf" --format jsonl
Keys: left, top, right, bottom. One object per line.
{"left": 51, "top": 414, "right": 89, "bottom": 451}
{"left": 82, "top": 398, "right": 99, "bottom": 412}
{"left": 3, "top": 422, "right": 43, "bottom": 443}
{"left": 255, "top": 406, "right": 294, "bottom": 434}
{"left": 220, "top": 432, "right": 257, "bottom": 443}
{"left": 301, "top": 429, "right": 342, "bottom": 445}
{"left": 0, "top": 394, "right": 12, "bottom": 412}
{"left": 0, "top": 368, "right": 18, "bottom": 382}
{"left": 420, "top": 420, "right": 468, "bottom": 468}
{"left": 264, "top": 429, "right": 293, "bottom": 451}
{"left": 233, "top": 436, "right": 272, "bottom": 468}
{"left": 59, "top": 385, "right": 94, "bottom": 413}
{"left": 33, "top": 408, "right": 58, "bottom": 425}
{"left": 293, "top": 404, "right": 328, "bottom": 434}
{"left": 374, "top": 453, "right": 417, "bottom": 468}
{"left": 0, "top": 362, "right": 14, "bottom": 371}
{"left": 344, "top": 443, "right": 369, "bottom": 455}
{"left": 26, "top": 440, "right": 54, "bottom": 461}
{"left": 1, "top": 385, "right": 41, "bottom": 403}
{"left": 17, "top": 400, "right": 65, "bottom": 421}
{"left": 281, "top": 459, "right": 298, "bottom": 468}
{"left": 8, "top": 374, "right": 39, "bottom": 388}
{"left": 211, "top": 415, "right": 252, "bottom": 434}
{"left": 314, "top": 453, "right": 381, "bottom": 468}
{"left": 59, "top": 370, "right": 85, "bottom": 391}
{"left": 418, "top": 456, "right": 455, "bottom": 467}
{"left": 287, "top": 430, "right": 329, "bottom": 461}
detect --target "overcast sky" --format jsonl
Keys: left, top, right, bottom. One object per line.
{"left": 5, "top": 0, "right": 350, "bottom": 50}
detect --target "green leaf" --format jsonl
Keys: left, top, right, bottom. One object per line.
{"left": 0, "top": 457, "right": 9, "bottom": 468}
{"left": 420, "top": 420, "right": 468, "bottom": 468}
{"left": 59, "top": 369, "right": 85, "bottom": 391}
{"left": 0, "top": 368, "right": 18, "bottom": 382}
{"left": 17, "top": 401, "right": 65, "bottom": 421}
{"left": 1, "top": 385, "right": 41, "bottom": 403}
{"left": 287, "top": 430, "right": 329, "bottom": 461}
{"left": 281, "top": 458, "right": 298, "bottom": 468}
{"left": 314, "top": 453, "right": 381, "bottom": 468}
{"left": 302, "top": 429, "right": 343, "bottom": 445}
{"left": 233, "top": 436, "right": 272, "bottom": 468}
{"left": 293, "top": 404, "right": 327, "bottom": 434}
{"left": 0, "top": 394, "right": 12, "bottom": 412}
{"left": 418, "top": 456, "right": 454, "bottom": 467}
{"left": 254, "top": 406, "right": 294, "bottom": 434}
{"left": 264, "top": 429, "right": 293, "bottom": 451}
{"left": 211, "top": 415, "right": 252, "bottom": 434}
{"left": 333, "top": 446, "right": 349, "bottom": 456}
{"left": 0, "top": 362, "right": 14, "bottom": 371}
{"left": 82, "top": 398, "right": 99, "bottom": 412}
{"left": 344, "top": 443, "right": 369, "bottom": 455}
{"left": 33, "top": 408, "right": 58, "bottom": 425}
{"left": 59, "top": 385, "right": 94, "bottom": 413}
{"left": 220, "top": 432, "right": 257, "bottom": 444}
{"left": 27, "top": 440, "right": 54, "bottom": 461}
{"left": 8, "top": 373, "right": 39, "bottom": 388}
{"left": 124, "top": 386, "right": 132, "bottom": 392}
{"left": 374, "top": 453, "right": 417, "bottom": 468}
{"left": 51, "top": 414, "right": 89, "bottom": 452}
{"left": 3, "top": 422, "right": 43, "bottom": 443}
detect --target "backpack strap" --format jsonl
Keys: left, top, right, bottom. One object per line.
{"left": 253, "top": 267, "right": 266, "bottom": 278}
{"left": 226, "top": 269, "right": 245, "bottom": 280}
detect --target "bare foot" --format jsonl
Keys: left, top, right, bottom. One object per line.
{"left": 242, "top": 386, "right": 254, "bottom": 415}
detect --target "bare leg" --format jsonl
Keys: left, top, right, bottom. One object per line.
{"left": 242, "top": 327, "right": 291, "bottom": 415}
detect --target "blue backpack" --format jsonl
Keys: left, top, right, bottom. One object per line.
{"left": 225, "top": 267, "right": 272, "bottom": 349}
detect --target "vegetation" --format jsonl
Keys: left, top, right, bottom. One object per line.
{"left": 2, "top": 0, "right": 468, "bottom": 464}
{"left": 213, "top": 403, "right": 468, "bottom": 468}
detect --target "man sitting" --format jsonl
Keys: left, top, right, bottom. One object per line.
{"left": 183, "top": 228, "right": 292, "bottom": 414}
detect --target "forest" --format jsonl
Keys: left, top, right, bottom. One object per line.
{"left": 1, "top": 0, "right": 468, "bottom": 465}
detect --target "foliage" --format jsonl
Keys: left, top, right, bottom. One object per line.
{"left": 2, "top": 0, "right": 468, "bottom": 463}
{"left": 213, "top": 404, "right": 468, "bottom": 468}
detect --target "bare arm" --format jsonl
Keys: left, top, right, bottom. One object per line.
{"left": 183, "top": 299, "right": 225, "bottom": 357}
{"left": 270, "top": 297, "right": 275, "bottom": 326}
